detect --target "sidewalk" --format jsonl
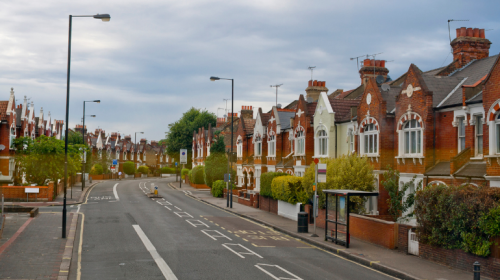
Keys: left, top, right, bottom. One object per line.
{"left": 174, "top": 184, "right": 482, "bottom": 280}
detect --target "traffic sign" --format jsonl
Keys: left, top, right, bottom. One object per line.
{"left": 314, "top": 158, "right": 319, "bottom": 164}
{"left": 318, "top": 163, "right": 327, "bottom": 183}
{"left": 112, "top": 159, "right": 118, "bottom": 165}
{"left": 155, "top": 186, "right": 158, "bottom": 190}
{"left": 175, "top": 162, "right": 178, "bottom": 167}
{"left": 180, "top": 149, "right": 187, "bottom": 164}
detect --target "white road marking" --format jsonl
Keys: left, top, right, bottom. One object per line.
{"left": 185, "top": 219, "right": 210, "bottom": 228}
{"left": 201, "top": 230, "right": 232, "bottom": 241}
{"left": 165, "top": 206, "right": 171, "bottom": 210}
{"left": 222, "top": 243, "right": 263, "bottom": 259}
{"left": 174, "top": 212, "right": 193, "bottom": 218}
{"left": 255, "top": 264, "right": 303, "bottom": 280}
{"left": 133, "top": 225, "right": 178, "bottom": 280}
{"left": 113, "top": 183, "right": 119, "bottom": 201}
{"left": 174, "top": 206, "right": 182, "bottom": 210}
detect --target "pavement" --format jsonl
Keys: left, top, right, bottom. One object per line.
{"left": 172, "top": 182, "right": 488, "bottom": 280}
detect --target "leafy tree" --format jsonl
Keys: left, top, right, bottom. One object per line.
{"left": 260, "top": 172, "right": 289, "bottom": 198}
{"left": 123, "top": 161, "right": 135, "bottom": 175}
{"left": 66, "top": 130, "right": 83, "bottom": 145}
{"left": 210, "top": 131, "right": 226, "bottom": 153}
{"left": 211, "top": 180, "right": 225, "bottom": 197}
{"left": 90, "top": 164, "right": 104, "bottom": 175}
{"left": 138, "top": 165, "right": 150, "bottom": 174}
{"left": 91, "top": 150, "right": 113, "bottom": 174}
{"left": 204, "top": 153, "right": 228, "bottom": 188}
{"left": 382, "top": 167, "right": 421, "bottom": 222}
{"left": 165, "top": 108, "right": 216, "bottom": 167}
{"left": 13, "top": 136, "right": 84, "bottom": 186}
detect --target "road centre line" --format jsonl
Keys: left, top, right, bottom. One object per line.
{"left": 222, "top": 243, "right": 263, "bottom": 259}
{"left": 113, "top": 183, "right": 119, "bottom": 201}
{"left": 133, "top": 225, "right": 178, "bottom": 280}
{"left": 201, "top": 229, "right": 232, "bottom": 241}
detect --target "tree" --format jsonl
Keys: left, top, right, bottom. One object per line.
{"left": 204, "top": 152, "right": 228, "bottom": 188}
{"left": 382, "top": 167, "right": 421, "bottom": 222}
{"left": 165, "top": 108, "right": 216, "bottom": 167}
{"left": 210, "top": 131, "right": 226, "bottom": 153}
{"left": 123, "top": 161, "right": 135, "bottom": 175}
{"left": 91, "top": 150, "right": 113, "bottom": 174}
{"left": 66, "top": 130, "right": 83, "bottom": 145}
{"left": 13, "top": 136, "right": 84, "bottom": 186}
{"left": 90, "top": 164, "right": 104, "bottom": 175}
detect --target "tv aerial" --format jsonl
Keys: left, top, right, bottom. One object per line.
{"left": 308, "top": 66, "right": 316, "bottom": 80}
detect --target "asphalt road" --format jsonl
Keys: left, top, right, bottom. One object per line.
{"left": 72, "top": 178, "right": 397, "bottom": 280}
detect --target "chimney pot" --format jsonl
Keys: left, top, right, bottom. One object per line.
{"left": 308, "top": 80, "right": 312, "bottom": 87}
{"left": 380, "top": 60, "right": 386, "bottom": 67}
{"left": 479, "top": 29, "right": 485, "bottom": 38}
{"left": 323, "top": 81, "right": 326, "bottom": 87}
{"left": 456, "top": 28, "right": 461, "bottom": 38}
{"left": 460, "top": 27, "right": 467, "bottom": 37}
{"left": 313, "top": 80, "right": 318, "bottom": 86}
{"left": 370, "top": 60, "right": 375, "bottom": 66}
{"left": 467, "top": 28, "right": 473, "bottom": 37}
{"left": 375, "top": 60, "right": 381, "bottom": 67}
{"left": 363, "top": 59, "right": 371, "bottom": 66}
{"left": 473, "top": 28, "right": 479, "bottom": 38}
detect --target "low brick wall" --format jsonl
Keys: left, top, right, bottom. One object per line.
{"left": 1, "top": 185, "right": 53, "bottom": 201}
{"left": 397, "top": 224, "right": 414, "bottom": 253}
{"left": 419, "top": 242, "right": 500, "bottom": 279}
{"left": 259, "top": 195, "right": 278, "bottom": 214}
{"left": 349, "top": 214, "right": 398, "bottom": 249}
{"left": 190, "top": 182, "right": 210, "bottom": 189}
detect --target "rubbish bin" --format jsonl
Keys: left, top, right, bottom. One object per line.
{"left": 298, "top": 212, "right": 308, "bottom": 233}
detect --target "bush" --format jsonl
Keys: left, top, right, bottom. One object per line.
{"left": 415, "top": 184, "right": 500, "bottom": 257}
{"left": 188, "top": 169, "right": 193, "bottom": 182}
{"left": 271, "top": 176, "right": 307, "bottom": 205}
{"left": 160, "top": 167, "right": 175, "bottom": 174}
{"left": 212, "top": 180, "right": 225, "bottom": 197}
{"left": 191, "top": 165, "right": 205, "bottom": 184}
{"left": 204, "top": 153, "right": 228, "bottom": 188}
{"left": 122, "top": 161, "right": 135, "bottom": 175}
{"left": 138, "top": 165, "right": 150, "bottom": 174}
{"left": 182, "top": 168, "right": 189, "bottom": 180}
{"left": 90, "top": 163, "right": 103, "bottom": 175}
{"left": 260, "top": 172, "right": 289, "bottom": 198}
{"left": 382, "top": 167, "right": 422, "bottom": 222}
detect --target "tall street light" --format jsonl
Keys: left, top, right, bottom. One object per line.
{"left": 82, "top": 100, "right": 100, "bottom": 192}
{"left": 210, "top": 76, "right": 233, "bottom": 208}
{"left": 63, "top": 13, "right": 110, "bottom": 239}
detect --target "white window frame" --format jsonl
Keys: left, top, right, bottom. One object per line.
{"left": 268, "top": 135, "right": 276, "bottom": 157}
{"left": 131, "top": 152, "right": 134, "bottom": 161}
{"left": 143, "top": 152, "right": 146, "bottom": 161}
{"left": 254, "top": 136, "right": 262, "bottom": 156}
{"left": 207, "top": 141, "right": 211, "bottom": 157}
{"left": 295, "top": 130, "right": 305, "bottom": 155}
{"left": 237, "top": 138, "right": 243, "bottom": 157}
{"left": 475, "top": 115, "right": 483, "bottom": 157}
{"left": 457, "top": 116, "right": 466, "bottom": 153}
{"left": 9, "top": 124, "right": 16, "bottom": 149}
{"left": 402, "top": 120, "right": 422, "bottom": 156}
{"left": 362, "top": 123, "right": 378, "bottom": 155}
{"left": 123, "top": 152, "right": 127, "bottom": 160}
{"left": 348, "top": 128, "right": 354, "bottom": 154}
{"left": 316, "top": 129, "right": 328, "bottom": 157}
{"left": 495, "top": 114, "right": 500, "bottom": 154}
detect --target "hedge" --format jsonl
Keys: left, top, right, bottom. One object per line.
{"left": 204, "top": 153, "right": 227, "bottom": 188}
{"left": 181, "top": 168, "right": 189, "bottom": 180}
{"left": 211, "top": 180, "right": 225, "bottom": 198}
{"left": 138, "top": 165, "right": 150, "bottom": 174}
{"left": 415, "top": 184, "right": 500, "bottom": 257}
{"left": 191, "top": 165, "right": 205, "bottom": 184}
{"left": 260, "top": 172, "right": 289, "bottom": 198}
{"left": 271, "top": 176, "right": 307, "bottom": 205}
{"left": 123, "top": 161, "right": 135, "bottom": 175}
{"left": 188, "top": 169, "right": 193, "bottom": 183}
{"left": 90, "top": 163, "right": 103, "bottom": 175}
{"left": 160, "top": 167, "right": 175, "bottom": 174}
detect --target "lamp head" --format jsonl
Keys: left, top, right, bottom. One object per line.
{"left": 90, "top": 115, "right": 96, "bottom": 117}
{"left": 93, "top": 14, "right": 111, "bottom": 22}
{"left": 94, "top": 100, "right": 101, "bottom": 103}
{"left": 210, "top": 76, "right": 220, "bottom": 81}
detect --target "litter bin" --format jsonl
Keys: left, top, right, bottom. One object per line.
{"left": 298, "top": 212, "right": 308, "bottom": 233}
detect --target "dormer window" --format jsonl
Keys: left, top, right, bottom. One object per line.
{"left": 362, "top": 123, "right": 378, "bottom": 155}
{"left": 403, "top": 120, "right": 422, "bottom": 156}
{"left": 268, "top": 134, "right": 276, "bottom": 157}
{"left": 295, "top": 130, "right": 305, "bottom": 155}
{"left": 316, "top": 129, "right": 328, "bottom": 156}
{"left": 254, "top": 136, "right": 262, "bottom": 156}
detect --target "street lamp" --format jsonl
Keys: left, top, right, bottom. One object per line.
{"left": 63, "top": 14, "right": 110, "bottom": 239}
{"left": 210, "top": 76, "right": 234, "bottom": 208}
{"left": 82, "top": 101, "right": 99, "bottom": 192}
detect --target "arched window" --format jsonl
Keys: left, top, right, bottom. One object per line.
{"left": 295, "top": 130, "right": 305, "bottom": 155}
{"left": 254, "top": 136, "right": 262, "bottom": 156}
{"left": 348, "top": 128, "right": 354, "bottom": 154}
{"left": 363, "top": 123, "right": 378, "bottom": 154}
{"left": 237, "top": 138, "right": 243, "bottom": 157}
{"left": 403, "top": 120, "right": 422, "bottom": 155}
{"left": 316, "top": 129, "right": 328, "bottom": 156}
{"left": 475, "top": 115, "right": 483, "bottom": 156}
{"left": 496, "top": 114, "right": 500, "bottom": 153}
{"left": 268, "top": 135, "right": 276, "bottom": 156}
{"left": 9, "top": 125, "right": 16, "bottom": 149}
{"left": 123, "top": 152, "right": 127, "bottom": 160}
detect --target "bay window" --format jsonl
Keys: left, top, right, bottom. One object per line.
{"left": 403, "top": 120, "right": 422, "bottom": 155}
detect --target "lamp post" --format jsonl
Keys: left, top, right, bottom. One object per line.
{"left": 63, "top": 13, "right": 110, "bottom": 239}
{"left": 210, "top": 76, "right": 233, "bottom": 208}
{"left": 82, "top": 101, "right": 100, "bottom": 192}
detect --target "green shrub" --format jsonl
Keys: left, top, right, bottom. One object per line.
{"left": 271, "top": 176, "right": 307, "bottom": 204}
{"left": 212, "top": 180, "right": 225, "bottom": 198}
{"left": 382, "top": 167, "right": 422, "bottom": 222}
{"left": 191, "top": 165, "right": 205, "bottom": 184}
{"left": 260, "top": 172, "right": 289, "bottom": 198}
{"left": 122, "top": 161, "right": 135, "bottom": 175}
{"left": 138, "top": 165, "right": 150, "bottom": 174}
{"left": 415, "top": 184, "right": 500, "bottom": 257}
{"left": 160, "top": 167, "right": 174, "bottom": 174}
{"left": 181, "top": 168, "right": 189, "bottom": 180}
{"left": 188, "top": 169, "right": 193, "bottom": 182}
{"left": 90, "top": 163, "right": 103, "bottom": 175}
{"left": 204, "top": 153, "right": 228, "bottom": 188}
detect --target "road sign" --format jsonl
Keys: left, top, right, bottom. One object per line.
{"left": 175, "top": 162, "right": 178, "bottom": 167}
{"left": 155, "top": 186, "right": 158, "bottom": 190}
{"left": 314, "top": 158, "right": 319, "bottom": 164}
{"left": 111, "top": 166, "right": 115, "bottom": 171}
{"left": 318, "top": 163, "right": 327, "bottom": 183}
{"left": 180, "top": 149, "right": 187, "bottom": 164}
{"left": 112, "top": 159, "right": 118, "bottom": 165}
{"left": 224, "top": 173, "right": 230, "bottom": 182}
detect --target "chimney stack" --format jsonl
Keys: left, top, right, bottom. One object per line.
{"left": 305, "top": 80, "right": 328, "bottom": 102}
{"left": 452, "top": 27, "right": 491, "bottom": 69}
{"left": 240, "top": 105, "right": 253, "bottom": 119}
{"left": 359, "top": 59, "right": 389, "bottom": 85}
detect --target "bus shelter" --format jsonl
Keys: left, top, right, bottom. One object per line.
{"left": 323, "top": 189, "right": 379, "bottom": 248}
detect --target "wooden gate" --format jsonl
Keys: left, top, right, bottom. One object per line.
{"left": 408, "top": 229, "right": 419, "bottom": 256}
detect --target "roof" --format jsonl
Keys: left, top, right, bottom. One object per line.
{"left": 16, "top": 108, "right": 22, "bottom": 125}
{"left": 421, "top": 75, "right": 465, "bottom": 107}
{"left": 424, "top": 161, "right": 451, "bottom": 176}
{"left": 277, "top": 111, "right": 295, "bottom": 130}
{"left": 0, "top": 101, "right": 8, "bottom": 121}
{"left": 452, "top": 55, "right": 498, "bottom": 86}
{"left": 454, "top": 162, "right": 487, "bottom": 178}
{"left": 466, "top": 91, "right": 483, "bottom": 103}
{"left": 306, "top": 102, "right": 317, "bottom": 116}
{"left": 261, "top": 113, "right": 271, "bottom": 125}
{"left": 276, "top": 158, "right": 294, "bottom": 168}
{"left": 380, "top": 85, "right": 401, "bottom": 113}
{"left": 332, "top": 89, "right": 354, "bottom": 99}
{"left": 243, "top": 119, "right": 256, "bottom": 135}
{"left": 330, "top": 99, "right": 360, "bottom": 122}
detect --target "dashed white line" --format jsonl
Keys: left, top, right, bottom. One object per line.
{"left": 174, "top": 206, "right": 182, "bottom": 211}
{"left": 165, "top": 206, "right": 171, "bottom": 210}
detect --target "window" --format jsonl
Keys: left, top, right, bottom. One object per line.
{"left": 254, "top": 136, "right": 262, "bottom": 156}
{"left": 317, "top": 130, "right": 328, "bottom": 156}
{"left": 123, "top": 152, "right": 127, "bottom": 160}
{"left": 131, "top": 152, "right": 134, "bottom": 160}
{"left": 295, "top": 130, "right": 305, "bottom": 155}
{"left": 268, "top": 135, "right": 276, "bottom": 156}
{"left": 207, "top": 142, "right": 211, "bottom": 157}
{"left": 457, "top": 116, "right": 465, "bottom": 152}
{"left": 237, "top": 138, "right": 243, "bottom": 157}
{"left": 9, "top": 125, "right": 16, "bottom": 149}
{"left": 348, "top": 129, "right": 354, "bottom": 153}
{"left": 403, "top": 120, "right": 421, "bottom": 155}
{"left": 116, "top": 151, "right": 119, "bottom": 160}
{"left": 143, "top": 152, "right": 146, "bottom": 161}
{"left": 475, "top": 115, "right": 483, "bottom": 156}
{"left": 496, "top": 114, "right": 500, "bottom": 153}
{"left": 363, "top": 123, "right": 378, "bottom": 154}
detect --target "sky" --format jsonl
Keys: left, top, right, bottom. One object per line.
{"left": 1, "top": 0, "right": 500, "bottom": 141}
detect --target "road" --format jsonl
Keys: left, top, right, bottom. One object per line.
{"left": 71, "top": 178, "right": 397, "bottom": 280}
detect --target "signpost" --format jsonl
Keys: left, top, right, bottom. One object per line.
{"left": 180, "top": 149, "right": 187, "bottom": 188}
{"left": 311, "top": 159, "right": 326, "bottom": 237}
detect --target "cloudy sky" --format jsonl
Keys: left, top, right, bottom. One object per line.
{"left": 1, "top": 0, "right": 500, "bottom": 141}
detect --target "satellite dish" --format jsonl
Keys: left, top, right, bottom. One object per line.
{"left": 381, "top": 84, "right": 391, "bottom": 92}
{"left": 376, "top": 75, "right": 385, "bottom": 84}
{"left": 277, "top": 104, "right": 282, "bottom": 109}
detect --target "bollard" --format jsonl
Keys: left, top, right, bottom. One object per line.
{"left": 473, "top": 261, "right": 480, "bottom": 280}
{"left": 297, "top": 212, "right": 309, "bottom": 233}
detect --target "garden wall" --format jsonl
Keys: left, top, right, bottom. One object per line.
{"left": 1, "top": 185, "right": 52, "bottom": 201}
{"left": 259, "top": 195, "right": 278, "bottom": 214}
{"left": 349, "top": 214, "right": 398, "bottom": 249}
{"left": 277, "top": 200, "right": 301, "bottom": 221}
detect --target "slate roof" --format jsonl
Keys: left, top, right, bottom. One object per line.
{"left": 16, "top": 108, "right": 22, "bottom": 125}
{"left": 0, "top": 101, "right": 8, "bottom": 121}
{"left": 330, "top": 99, "right": 361, "bottom": 122}
{"left": 424, "top": 161, "right": 451, "bottom": 176}
{"left": 421, "top": 75, "right": 465, "bottom": 107}
{"left": 35, "top": 117, "right": 39, "bottom": 128}
{"left": 306, "top": 102, "right": 317, "bottom": 116}
{"left": 276, "top": 158, "right": 294, "bottom": 168}
{"left": 466, "top": 91, "right": 483, "bottom": 103}
{"left": 243, "top": 119, "right": 256, "bottom": 135}
{"left": 277, "top": 111, "right": 295, "bottom": 130}
{"left": 380, "top": 85, "right": 401, "bottom": 113}
{"left": 261, "top": 113, "right": 271, "bottom": 124}
{"left": 332, "top": 89, "right": 354, "bottom": 99}
{"left": 454, "top": 162, "right": 487, "bottom": 178}
{"left": 453, "top": 55, "right": 498, "bottom": 86}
